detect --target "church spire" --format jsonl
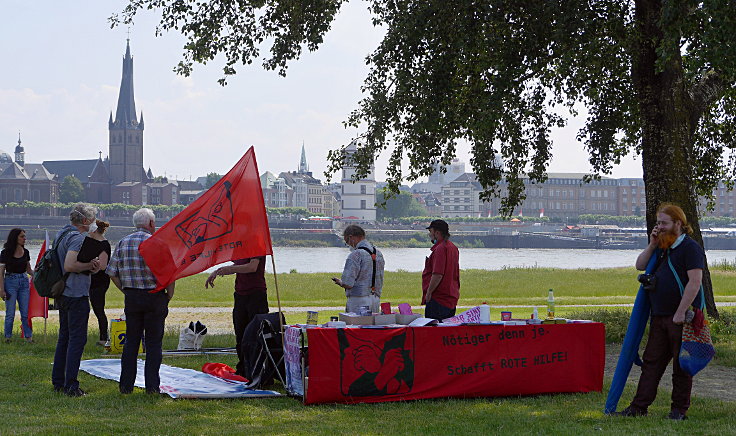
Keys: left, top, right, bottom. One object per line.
{"left": 112, "top": 38, "right": 139, "bottom": 129}
{"left": 299, "top": 142, "right": 309, "bottom": 174}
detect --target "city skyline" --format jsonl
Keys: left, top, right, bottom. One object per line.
{"left": 1, "top": 0, "right": 645, "bottom": 185}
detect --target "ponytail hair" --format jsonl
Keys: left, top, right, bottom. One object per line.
{"left": 95, "top": 219, "right": 110, "bottom": 235}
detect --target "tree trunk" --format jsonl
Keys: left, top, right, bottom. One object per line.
{"left": 633, "top": 0, "right": 718, "bottom": 318}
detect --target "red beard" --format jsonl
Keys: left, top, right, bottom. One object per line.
{"left": 658, "top": 230, "right": 679, "bottom": 250}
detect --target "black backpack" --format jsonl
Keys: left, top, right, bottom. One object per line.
{"left": 32, "top": 228, "right": 74, "bottom": 298}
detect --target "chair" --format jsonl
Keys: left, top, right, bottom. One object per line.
{"left": 241, "top": 312, "right": 285, "bottom": 389}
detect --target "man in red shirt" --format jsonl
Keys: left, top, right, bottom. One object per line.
{"left": 421, "top": 219, "right": 460, "bottom": 320}
{"left": 205, "top": 256, "right": 268, "bottom": 376}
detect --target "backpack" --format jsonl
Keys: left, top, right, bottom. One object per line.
{"left": 32, "top": 228, "right": 74, "bottom": 298}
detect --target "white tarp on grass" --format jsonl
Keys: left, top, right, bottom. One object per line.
{"left": 80, "top": 358, "right": 282, "bottom": 399}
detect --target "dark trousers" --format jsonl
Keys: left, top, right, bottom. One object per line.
{"left": 233, "top": 292, "right": 269, "bottom": 376}
{"left": 425, "top": 299, "right": 456, "bottom": 320}
{"left": 89, "top": 285, "right": 109, "bottom": 341}
{"left": 631, "top": 315, "right": 693, "bottom": 414}
{"left": 52, "top": 296, "right": 90, "bottom": 392}
{"left": 120, "top": 289, "right": 168, "bottom": 393}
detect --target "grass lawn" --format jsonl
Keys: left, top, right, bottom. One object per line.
{"left": 2, "top": 267, "right": 734, "bottom": 434}
{"left": 1, "top": 331, "right": 734, "bottom": 436}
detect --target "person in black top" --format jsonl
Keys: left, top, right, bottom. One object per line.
{"left": 0, "top": 228, "right": 34, "bottom": 343}
{"left": 614, "top": 203, "right": 704, "bottom": 421}
{"left": 77, "top": 220, "right": 111, "bottom": 346}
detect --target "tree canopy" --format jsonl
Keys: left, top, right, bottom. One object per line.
{"left": 205, "top": 172, "right": 223, "bottom": 188}
{"left": 59, "top": 175, "right": 85, "bottom": 203}
{"left": 376, "top": 189, "right": 428, "bottom": 220}
{"left": 113, "top": 0, "right": 736, "bottom": 316}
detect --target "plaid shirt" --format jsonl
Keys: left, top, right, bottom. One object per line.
{"left": 106, "top": 229, "right": 158, "bottom": 290}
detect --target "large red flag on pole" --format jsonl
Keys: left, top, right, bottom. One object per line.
{"left": 139, "top": 147, "right": 272, "bottom": 290}
{"left": 25, "top": 230, "right": 50, "bottom": 337}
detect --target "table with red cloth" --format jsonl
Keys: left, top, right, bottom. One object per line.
{"left": 284, "top": 323, "right": 605, "bottom": 405}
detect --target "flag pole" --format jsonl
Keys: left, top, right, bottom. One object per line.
{"left": 270, "top": 255, "right": 284, "bottom": 333}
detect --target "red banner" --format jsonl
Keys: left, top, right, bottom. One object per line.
{"left": 28, "top": 231, "right": 49, "bottom": 319}
{"left": 304, "top": 323, "right": 604, "bottom": 404}
{"left": 139, "top": 147, "right": 272, "bottom": 289}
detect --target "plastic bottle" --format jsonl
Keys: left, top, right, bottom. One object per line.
{"left": 532, "top": 307, "right": 538, "bottom": 320}
{"left": 547, "top": 289, "right": 555, "bottom": 319}
{"left": 480, "top": 302, "right": 491, "bottom": 324}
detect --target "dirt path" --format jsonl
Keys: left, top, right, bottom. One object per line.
{"left": 605, "top": 344, "right": 736, "bottom": 402}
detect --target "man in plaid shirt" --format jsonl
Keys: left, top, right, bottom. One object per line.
{"left": 107, "top": 208, "right": 175, "bottom": 394}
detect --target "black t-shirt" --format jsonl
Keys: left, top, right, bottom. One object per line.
{"left": 77, "top": 237, "right": 112, "bottom": 288}
{"left": 0, "top": 248, "right": 30, "bottom": 274}
{"left": 650, "top": 235, "right": 705, "bottom": 316}
{"left": 234, "top": 257, "right": 267, "bottom": 295}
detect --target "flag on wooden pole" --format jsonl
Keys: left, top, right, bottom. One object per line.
{"left": 139, "top": 147, "right": 273, "bottom": 290}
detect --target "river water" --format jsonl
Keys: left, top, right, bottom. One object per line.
{"left": 23, "top": 245, "right": 736, "bottom": 274}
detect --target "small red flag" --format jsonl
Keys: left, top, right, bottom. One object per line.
{"left": 139, "top": 147, "right": 272, "bottom": 289}
{"left": 28, "top": 231, "right": 49, "bottom": 320}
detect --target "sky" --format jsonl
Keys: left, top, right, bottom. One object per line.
{"left": 0, "top": 0, "right": 644, "bottom": 184}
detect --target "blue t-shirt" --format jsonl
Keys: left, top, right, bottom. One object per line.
{"left": 650, "top": 235, "right": 705, "bottom": 316}
{"left": 55, "top": 224, "right": 91, "bottom": 298}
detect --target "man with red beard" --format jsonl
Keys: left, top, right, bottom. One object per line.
{"left": 615, "top": 204, "right": 704, "bottom": 420}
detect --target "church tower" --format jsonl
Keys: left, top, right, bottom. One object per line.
{"left": 14, "top": 133, "right": 24, "bottom": 168}
{"left": 109, "top": 39, "right": 145, "bottom": 184}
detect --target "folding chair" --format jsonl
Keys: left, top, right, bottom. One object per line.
{"left": 242, "top": 312, "right": 285, "bottom": 389}
{"left": 259, "top": 315, "right": 286, "bottom": 386}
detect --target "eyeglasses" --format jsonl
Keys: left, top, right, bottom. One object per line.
{"left": 656, "top": 220, "right": 673, "bottom": 226}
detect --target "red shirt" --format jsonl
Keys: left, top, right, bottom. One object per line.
{"left": 421, "top": 240, "right": 460, "bottom": 308}
{"left": 234, "top": 257, "right": 267, "bottom": 295}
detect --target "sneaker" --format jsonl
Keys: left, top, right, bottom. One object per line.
{"left": 668, "top": 410, "right": 688, "bottom": 420}
{"left": 610, "top": 406, "right": 647, "bottom": 417}
{"left": 65, "top": 387, "right": 87, "bottom": 397}
{"left": 96, "top": 340, "right": 107, "bottom": 346}
{"left": 53, "top": 385, "right": 64, "bottom": 393}
{"left": 3, "top": 338, "right": 10, "bottom": 343}
{"left": 25, "top": 337, "right": 33, "bottom": 343}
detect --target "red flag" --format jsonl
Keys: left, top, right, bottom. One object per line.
{"left": 28, "top": 231, "right": 49, "bottom": 320}
{"left": 139, "top": 147, "right": 272, "bottom": 289}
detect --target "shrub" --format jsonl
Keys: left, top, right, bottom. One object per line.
{"left": 710, "top": 311, "right": 736, "bottom": 336}
{"left": 567, "top": 308, "right": 634, "bottom": 344}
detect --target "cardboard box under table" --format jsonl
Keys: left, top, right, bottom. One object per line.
{"left": 283, "top": 323, "right": 605, "bottom": 404}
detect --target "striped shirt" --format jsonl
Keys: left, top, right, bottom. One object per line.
{"left": 341, "top": 240, "right": 385, "bottom": 298}
{"left": 106, "top": 229, "right": 158, "bottom": 290}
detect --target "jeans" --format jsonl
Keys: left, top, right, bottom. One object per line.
{"left": 52, "top": 296, "right": 90, "bottom": 392}
{"left": 89, "top": 285, "right": 109, "bottom": 341}
{"left": 120, "top": 289, "right": 168, "bottom": 393}
{"left": 425, "top": 299, "right": 456, "bottom": 320}
{"left": 233, "top": 292, "right": 269, "bottom": 376}
{"left": 4, "top": 273, "right": 32, "bottom": 339}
